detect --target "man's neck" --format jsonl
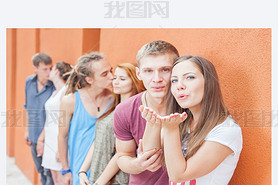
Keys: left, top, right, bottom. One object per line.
{"left": 144, "top": 92, "right": 167, "bottom": 116}
{"left": 37, "top": 76, "right": 48, "bottom": 87}
{"left": 37, "top": 77, "right": 48, "bottom": 92}
{"left": 84, "top": 86, "right": 107, "bottom": 100}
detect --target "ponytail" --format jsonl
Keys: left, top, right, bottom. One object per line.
{"left": 65, "top": 52, "right": 105, "bottom": 95}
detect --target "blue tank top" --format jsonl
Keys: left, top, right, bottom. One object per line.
{"left": 68, "top": 91, "right": 112, "bottom": 185}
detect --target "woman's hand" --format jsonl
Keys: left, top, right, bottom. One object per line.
{"left": 139, "top": 105, "right": 187, "bottom": 129}
{"left": 160, "top": 112, "right": 187, "bottom": 129}
{"left": 36, "top": 139, "right": 44, "bottom": 157}
{"left": 137, "top": 139, "right": 162, "bottom": 172}
{"left": 56, "top": 152, "right": 60, "bottom": 162}
{"left": 139, "top": 105, "right": 161, "bottom": 126}
{"left": 79, "top": 172, "right": 91, "bottom": 185}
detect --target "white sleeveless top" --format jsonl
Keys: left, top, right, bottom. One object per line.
{"left": 42, "top": 85, "right": 66, "bottom": 170}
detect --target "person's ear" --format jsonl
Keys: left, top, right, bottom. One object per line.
{"left": 33, "top": 65, "right": 38, "bottom": 73}
{"left": 85, "top": 76, "right": 94, "bottom": 85}
{"left": 136, "top": 67, "right": 142, "bottom": 80}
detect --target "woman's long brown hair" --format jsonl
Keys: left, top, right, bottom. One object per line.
{"left": 55, "top": 61, "right": 72, "bottom": 82}
{"left": 167, "top": 55, "right": 229, "bottom": 160}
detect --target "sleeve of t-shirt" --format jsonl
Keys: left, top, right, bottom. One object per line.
{"left": 205, "top": 120, "right": 243, "bottom": 156}
{"left": 23, "top": 77, "right": 29, "bottom": 109}
{"left": 113, "top": 104, "right": 134, "bottom": 141}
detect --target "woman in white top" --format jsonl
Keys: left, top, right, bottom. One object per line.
{"left": 37, "top": 61, "right": 72, "bottom": 185}
{"left": 140, "top": 55, "right": 243, "bottom": 185}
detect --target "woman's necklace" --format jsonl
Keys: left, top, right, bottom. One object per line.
{"left": 86, "top": 89, "right": 105, "bottom": 112}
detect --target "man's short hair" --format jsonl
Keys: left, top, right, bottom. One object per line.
{"left": 136, "top": 40, "right": 179, "bottom": 67}
{"left": 32, "top": 53, "right": 52, "bottom": 67}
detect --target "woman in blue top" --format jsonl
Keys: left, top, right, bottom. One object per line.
{"left": 58, "top": 52, "right": 114, "bottom": 185}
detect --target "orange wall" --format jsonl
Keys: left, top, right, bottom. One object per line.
{"left": 6, "top": 29, "right": 16, "bottom": 157}
{"left": 7, "top": 28, "right": 271, "bottom": 185}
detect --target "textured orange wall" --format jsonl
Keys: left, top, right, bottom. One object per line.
{"left": 6, "top": 29, "right": 16, "bottom": 157}
{"left": 99, "top": 28, "right": 271, "bottom": 185}
{"left": 82, "top": 29, "right": 101, "bottom": 53}
{"left": 39, "top": 28, "right": 101, "bottom": 64}
{"left": 7, "top": 28, "right": 271, "bottom": 185}
{"left": 40, "top": 29, "right": 83, "bottom": 64}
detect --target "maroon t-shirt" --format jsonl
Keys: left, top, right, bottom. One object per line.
{"left": 114, "top": 92, "right": 169, "bottom": 185}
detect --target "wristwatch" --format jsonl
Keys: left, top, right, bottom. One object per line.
{"left": 61, "top": 169, "right": 71, "bottom": 175}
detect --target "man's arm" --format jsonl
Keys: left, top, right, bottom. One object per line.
{"left": 36, "top": 129, "right": 45, "bottom": 157}
{"left": 139, "top": 105, "right": 162, "bottom": 152}
{"left": 114, "top": 103, "right": 163, "bottom": 174}
{"left": 24, "top": 79, "right": 31, "bottom": 146}
{"left": 79, "top": 142, "right": 94, "bottom": 185}
{"left": 24, "top": 112, "right": 31, "bottom": 145}
{"left": 58, "top": 94, "right": 75, "bottom": 185}
{"left": 116, "top": 138, "right": 162, "bottom": 174}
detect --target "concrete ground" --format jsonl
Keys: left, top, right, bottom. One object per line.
{"left": 7, "top": 156, "right": 33, "bottom": 185}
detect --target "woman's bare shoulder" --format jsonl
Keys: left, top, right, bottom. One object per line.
{"left": 61, "top": 93, "right": 76, "bottom": 109}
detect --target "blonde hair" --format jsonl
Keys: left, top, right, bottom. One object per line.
{"left": 65, "top": 52, "right": 105, "bottom": 95}
{"left": 136, "top": 40, "right": 179, "bottom": 67}
{"left": 168, "top": 55, "right": 229, "bottom": 160}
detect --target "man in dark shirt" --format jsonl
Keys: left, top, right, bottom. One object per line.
{"left": 24, "top": 53, "right": 55, "bottom": 185}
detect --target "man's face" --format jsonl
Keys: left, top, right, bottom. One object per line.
{"left": 136, "top": 54, "right": 173, "bottom": 99}
{"left": 91, "top": 59, "right": 113, "bottom": 90}
{"left": 34, "top": 62, "right": 52, "bottom": 82}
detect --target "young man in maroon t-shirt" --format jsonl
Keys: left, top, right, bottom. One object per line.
{"left": 114, "top": 40, "right": 179, "bottom": 185}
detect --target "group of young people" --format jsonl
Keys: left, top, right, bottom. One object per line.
{"left": 24, "top": 40, "right": 242, "bottom": 185}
